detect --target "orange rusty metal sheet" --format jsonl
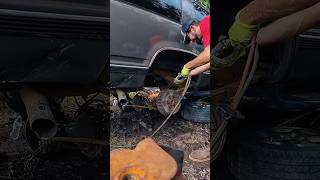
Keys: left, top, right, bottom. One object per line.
{"left": 110, "top": 138, "right": 178, "bottom": 180}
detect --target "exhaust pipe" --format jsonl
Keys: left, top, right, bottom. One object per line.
{"left": 20, "top": 87, "right": 57, "bottom": 138}
{"left": 116, "top": 89, "right": 128, "bottom": 106}
{"left": 110, "top": 93, "right": 121, "bottom": 112}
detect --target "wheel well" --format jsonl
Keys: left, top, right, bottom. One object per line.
{"left": 149, "top": 50, "right": 197, "bottom": 74}
{"left": 143, "top": 49, "right": 197, "bottom": 88}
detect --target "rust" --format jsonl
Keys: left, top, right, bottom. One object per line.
{"left": 156, "top": 89, "right": 181, "bottom": 116}
{"left": 132, "top": 87, "right": 161, "bottom": 110}
{"left": 166, "top": 94, "right": 179, "bottom": 112}
{"left": 20, "top": 86, "right": 57, "bottom": 138}
{"left": 152, "top": 69, "right": 175, "bottom": 84}
{"left": 141, "top": 87, "right": 160, "bottom": 101}
{"left": 110, "top": 138, "right": 178, "bottom": 180}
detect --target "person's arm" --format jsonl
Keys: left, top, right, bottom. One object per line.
{"left": 184, "top": 46, "right": 210, "bottom": 70}
{"left": 190, "top": 62, "right": 210, "bottom": 76}
{"left": 240, "top": 0, "right": 320, "bottom": 25}
{"left": 257, "top": 1, "right": 320, "bottom": 45}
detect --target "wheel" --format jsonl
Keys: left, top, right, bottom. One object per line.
{"left": 181, "top": 99, "right": 210, "bottom": 123}
{"left": 156, "top": 89, "right": 181, "bottom": 116}
{"left": 228, "top": 127, "right": 320, "bottom": 180}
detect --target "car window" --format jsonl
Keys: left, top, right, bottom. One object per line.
{"left": 181, "top": 0, "right": 208, "bottom": 22}
{"left": 55, "top": 0, "right": 109, "bottom": 5}
{"left": 16, "top": 0, "right": 109, "bottom": 7}
{"left": 193, "top": 1, "right": 208, "bottom": 21}
{"left": 181, "top": 0, "right": 209, "bottom": 51}
{"left": 123, "top": 0, "right": 182, "bottom": 22}
{"left": 53, "top": 0, "right": 107, "bottom": 6}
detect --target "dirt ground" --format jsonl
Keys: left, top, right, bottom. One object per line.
{"left": 110, "top": 109, "right": 210, "bottom": 180}
{"left": 0, "top": 97, "right": 210, "bottom": 179}
{"left": 0, "top": 98, "right": 106, "bottom": 180}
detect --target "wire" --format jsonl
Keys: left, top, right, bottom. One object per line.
{"left": 150, "top": 75, "right": 192, "bottom": 137}
{"left": 231, "top": 36, "right": 257, "bottom": 110}
{"left": 211, "top": 36, "right": 259, "bottom": 162}
{"left": 110, "top": 75, "right": 192, "bottom": 149}
{"left": 237, "top": 44, "right": 260, "bottom": 106}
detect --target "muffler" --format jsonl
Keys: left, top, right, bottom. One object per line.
{"left": 116, "top": 89, "right": 128, "bottom": 106}
{"left": 20, "top": 87, "right": 57, "bottom": 138}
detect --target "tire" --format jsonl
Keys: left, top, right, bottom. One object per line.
{"left": 266, "top": 39, "right": 295, "bottom": 84}
{"left": 228, "top": 127, "right": 320, "bottom": 180}
{"left": 180, "top": 99, "right": 210, "bottom": 123}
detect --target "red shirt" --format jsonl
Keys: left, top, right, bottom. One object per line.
{"left": 200, "top": 15, "right": 210, "bottom": 48}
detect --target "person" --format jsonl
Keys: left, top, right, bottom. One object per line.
{"left": 176, "top": 0, "right": 320, "bottom": 162}
{"left": 174, "top": 15, "right": 211, "bottom": 163}
{"left": 174, "top": 15, "right": 210, "bottom": 85}
{"left": 212, "top": 0, "right": 320, "bottom": 70}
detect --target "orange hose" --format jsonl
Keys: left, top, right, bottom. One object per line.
{"left": 231, "top": 36, "right": 257, "bottom": 110}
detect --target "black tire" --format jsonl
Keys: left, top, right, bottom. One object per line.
{"left": 228, "top": 127, "right": 320, "bottom": 180}
{"left": 180, "top": 99, "right": 210, "bottom": 123}
{"left": 266, "top": 39, "right": 295, "bottom": 84}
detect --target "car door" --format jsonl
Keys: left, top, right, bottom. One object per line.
{"left": 110, "top": 0, "right": 185, "bottom": 66}
{"left": 110, "top": 0, "right": 209, "bottom": 88}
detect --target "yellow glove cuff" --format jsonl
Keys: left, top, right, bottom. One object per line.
{"left": 228, "top": 10, "right": 259, "bottom": 47}
{"left": 181, "top": 66, "right": 190, "bottom": 77}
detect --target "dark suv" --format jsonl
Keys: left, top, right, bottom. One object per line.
{"left": 110, "top": 0, "right": 209, "bottom": 89}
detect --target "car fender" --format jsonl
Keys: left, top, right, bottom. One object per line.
{"left": 146, "top": 40, "right": 199, "bottom": 68}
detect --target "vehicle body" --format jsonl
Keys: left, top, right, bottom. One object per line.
{"left": 0, "top": 0, "right": 210, "bottom": 156}
{"left": 110, "top": 0, "right": 210, "bottom": 90}
{"left": 0, "top": 0, "right": 109, "bottom": 90}
{"left": 0, "top": 0, "right": 110, "bottom": 158}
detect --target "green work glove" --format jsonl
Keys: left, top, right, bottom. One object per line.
{"left": 211, "top": 11, "right": 259, "bottom": 71}
{"left": 181, "top": 66, "right": 190, "bottom": 77}
{"left": 173, "top": 66, "right": 190, "bottom": 85}
{"left": 211, "top": 36, "right": 246, "bottom": 71}
{"left": 228, "top": 10, "right": 258, "bottom": 48}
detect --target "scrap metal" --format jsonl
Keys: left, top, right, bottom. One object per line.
{"left": 110, "top": 138, "right": 182, "bottom": 180}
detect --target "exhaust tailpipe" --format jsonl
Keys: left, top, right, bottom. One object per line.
{"left": 116, "top": 89, "right": 128, "bottom": 106}
{"left": 20, "top": 87, "right": 57, "bottom": 138}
